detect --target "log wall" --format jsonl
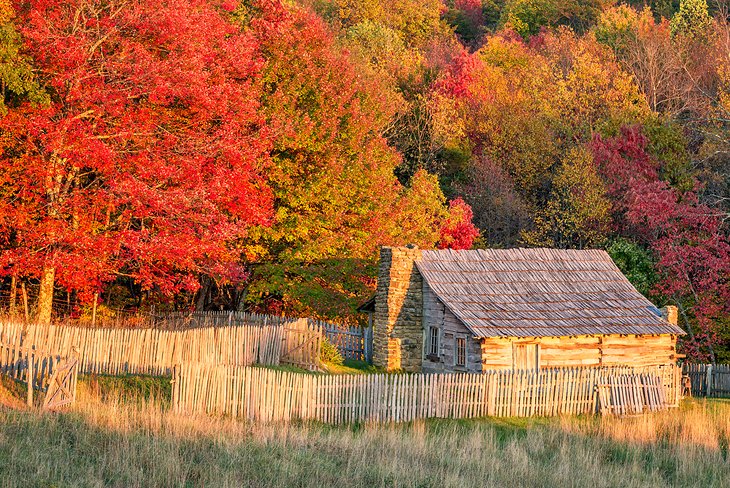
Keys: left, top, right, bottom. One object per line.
{"left": 480, "top": 334, "right": 678, "bottom": 370}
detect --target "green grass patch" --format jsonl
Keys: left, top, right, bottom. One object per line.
{"left": 323, "top": 359, "right": 381, "bottom": 374}
{"left": 80, "top": 374, "right": 171, "bottom": 404}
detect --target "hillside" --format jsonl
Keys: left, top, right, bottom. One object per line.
{"left": 0, "top": 1, "right": 728, "bottom": 357}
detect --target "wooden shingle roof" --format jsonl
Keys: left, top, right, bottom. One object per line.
{"left": 415, "top": 248, "right": 685, "bottom": 338}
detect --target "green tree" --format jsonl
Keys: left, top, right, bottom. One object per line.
{"left": 0, "top": 1, "right": 47, "bottom": 114}
{"left": 670, "top": 0, "right": 711, "bottom": 40}
{"left": 606, "top": 238, "right": 658, "bottom": 298}
{"left": 521, "top": 147, "right": 612, "bottom": 248}
{"left": 500, "top": 0, "right": 610, "bottom": 38}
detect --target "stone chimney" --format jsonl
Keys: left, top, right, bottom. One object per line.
{"left": 372, "top": 246, "right": 424, "bottom": 372}
{"left": 661, "top": 305, "right": 679, "bottom": 326}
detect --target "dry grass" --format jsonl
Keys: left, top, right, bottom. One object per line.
{"left": 0, "top": 380, "right": 727, "bottom": 487}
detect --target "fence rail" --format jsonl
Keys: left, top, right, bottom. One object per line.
{"left": 0, "top": 319, "right": 322, "bottom": 376}
{"left": 172, "top": 364, "right": 681, "bottom": 423}
{"left": 683, "top": 363, "right": 730, "bottom": 397}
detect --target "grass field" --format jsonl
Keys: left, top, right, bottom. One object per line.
{"left": 0, "top": 377, "right": 728, "bottom": 487}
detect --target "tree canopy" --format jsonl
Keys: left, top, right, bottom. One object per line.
{"left": 0, "top": 0, "right": 728, "bottom": 358}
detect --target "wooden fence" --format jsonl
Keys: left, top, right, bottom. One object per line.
{"left": 156, "top": 312, "right": 372, "bottom": 363}
{"left": 318, "top": 321, "right": 371, "bottom": 362}
{"left": 683, "top": 363, "right": 730, "bottom": 397}
{"left": 149, "top": 311, "right": 302, "bottom": 330}
{"left": 172, "top": 364, "right": 682, "bottom": 423}
{"left": 596, "top": 373, "right": 673, "bottom": 415}
{"left": 13, "top": 310, "right": 372, "bottom": 364}
{"left": 0, "top": 340, "right": 79, "bottom": 409}
{"left": 0, "top": 319, "right": 322, "bottom": 376}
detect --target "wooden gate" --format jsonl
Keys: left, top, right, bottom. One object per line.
{"left": 596, "top": 373, "right": 670, "bottom": 415}
{"left": 281, "top": 319, "right": 322, "bottom": 370}
{"left": 42, "top": 354, "right": 79, "bottom": 411}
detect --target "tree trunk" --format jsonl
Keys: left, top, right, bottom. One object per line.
{"left": 91, "top": 292, "right": 98, "bottom": 326}
{"left": 9, "top": 275, "right": 17, "bottom": 318}
{"left": 36, "top": 265, "right": 55, "bottom": 324}
{"left": 196, "top": 276, "right": 211, "bottom": 311}
{"left": 21, "top": 282, "right": 29, "bottom": 323}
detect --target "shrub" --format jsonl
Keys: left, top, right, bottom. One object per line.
{"left": 320, "top": 336, "right": 344, "bottom": 365}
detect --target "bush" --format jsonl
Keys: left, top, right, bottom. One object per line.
{"left": 320, "top": 336, "right": 344, "bottom": 365}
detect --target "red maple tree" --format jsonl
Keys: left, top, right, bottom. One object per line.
{"left": 592, "top": 127, "right": 730, "bottom": 361}
{"left": 0, "top": 0, "right": 274, "bottom": 321}
{"left": 438, "top": 197, "right": 480, "bottom": 250}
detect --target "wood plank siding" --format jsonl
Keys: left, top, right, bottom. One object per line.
{"left": 422, "top": 282, "right": 482, "bottom": 373}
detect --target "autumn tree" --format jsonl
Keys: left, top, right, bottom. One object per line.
{"left": 670, "top": 0, "right": 711, "bottom": 40}
{"left": 522, "top": 147, "right": 612, "bottom": 248}
{"left": 0, "top": 0, "right": 274, "bottom": 322}
{"left": 242, "top": 3, "right": 473, "bottom": 320}
{"left": 430, "top": 30, "right": 647, "bottom": 245}
{"left": 458, "top": 156, "right": 532, "bottom": 247}
{"left": 595, "top": 5, "right": 710, "bottom": 117}
{"left": 0, "top": 1, "right": 47, "bottom": 114}
{"left": 592, "top": 127, "right": 730, "bottom": 361}
{"left": 437, "top": 197, "right": 480, "bottom": 249}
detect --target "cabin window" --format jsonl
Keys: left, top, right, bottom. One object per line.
{"left": 428, "top": 326, "right": 439, "bottom": 358}
{"left": 455, "top": 336, "right": 467, "bottom": 367}
{"left": 512, "top": 343, "right": 539, "bottom": 371}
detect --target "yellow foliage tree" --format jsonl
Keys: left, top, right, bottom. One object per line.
{"left": 521, "top": 147, "right": 612, "bottom": 248}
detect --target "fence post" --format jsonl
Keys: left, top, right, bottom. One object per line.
{"left": 364, "top": 324, "right": 373, "bottom": 364}
{"left": 92, "top": 293, "right": 98, "bottom": 327}
{"left": 171, "top": 365, "right": 178, "bottom": 413}
{"left": 21, "top": 282, "right": 29, "bottom": 324}
{"left": 706, "top": 364, "right": 713, "bottom": 397}
{"left": 27, "top": 353, "right": 33, "bottom": 408}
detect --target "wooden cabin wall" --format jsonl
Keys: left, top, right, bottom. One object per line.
{"left": 601, "top": 334, "right": 677, "bottom": 367}
{"left": 422, "top": 283, "right": 482, "bottom": 373}
{"left": 480, "top": 334, "right": 678, "bottom": 370}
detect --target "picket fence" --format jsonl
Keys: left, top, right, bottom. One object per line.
{"left": 155, "top": 312, "right": 372, "bottom": 363}
{"left": 0, "top": 340, "right": 79, "bottom": 409}
{"left": 0, "top": 319, "right": 322, "bottom": 376}
{"left": 172, "top": 364, "right": 682, "bottom": 423}
{"left": 683, "top": 363, "right": 730, "bottom": 397}
{"left": 52, "top": 310, "right": 371, "bottom": 363}
{"left": 596, "top": 374, "right": 673, "bottom": 415}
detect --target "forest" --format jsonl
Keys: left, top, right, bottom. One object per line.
{"left": 0, "top": 0, "right": 728, "bottom": 361}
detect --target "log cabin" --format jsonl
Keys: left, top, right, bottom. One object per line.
{"left": 362, "top": 246, "right": 684, "bottom": 373}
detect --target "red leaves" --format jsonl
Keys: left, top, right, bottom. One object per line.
{"left": 438, "top": 198, "right": 479, "bottom": 250}
{"left": 591, "top": 127, "right": 729, "bottom": 359}
{"left": 1, "top": 0, "right": 275, "bottom": 299}
{"left": 434, "top": 48, "right": 482, "bottom": 99}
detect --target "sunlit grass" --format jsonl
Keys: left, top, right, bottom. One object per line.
{"left": 0, "top": 379, "right": 727, "bottom": 487}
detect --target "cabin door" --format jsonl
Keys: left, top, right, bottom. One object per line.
{"left": 512, "top": 343, "right": 539, "bottom": 371}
